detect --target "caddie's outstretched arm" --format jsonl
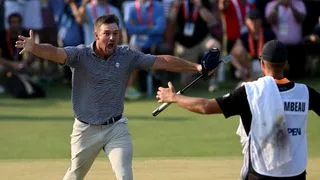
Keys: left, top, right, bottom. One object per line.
{"left": 15, "top": 30, "right": 67, "bottom": 64}
{"left": 156, "top": 81, "right": 222, "bottom": 114}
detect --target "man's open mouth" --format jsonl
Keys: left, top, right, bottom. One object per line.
{"left": 107, "top": 43, "right": 114, "bottom": 49}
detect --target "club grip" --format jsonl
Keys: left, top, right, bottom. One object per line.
{"left": 152, "top": 102, "right": 172, "bottom": 116}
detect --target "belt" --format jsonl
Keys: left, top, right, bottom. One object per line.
{"left": 78, "top": 114, "right": 122, "bottom": 125}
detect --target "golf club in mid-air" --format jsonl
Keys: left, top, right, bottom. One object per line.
{"left": 152, "top": 54, "right": 233, "bottom": 117}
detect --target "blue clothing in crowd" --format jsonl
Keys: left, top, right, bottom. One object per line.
{"left": 125, "top": 1, "right": 166, "bottom": 49}
{"left": 51, "top": 0, "right": 84, "bottom": 46}
{"left": 83, "top": 2, "right": 124, "bottom": 45}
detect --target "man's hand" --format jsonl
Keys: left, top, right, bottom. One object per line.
{"left": 156, "top": 82, "right": 176, "bottom": 103}
{"left": 15, "top": 30, "right": 35, "bottom": 55}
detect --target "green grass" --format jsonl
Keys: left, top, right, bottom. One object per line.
{"left": 0, "top": 78, "right": 319, "bottom": 160}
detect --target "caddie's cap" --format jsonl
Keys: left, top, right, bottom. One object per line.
{"left": 261, "top": 40, "right": 287, "bottom": 63}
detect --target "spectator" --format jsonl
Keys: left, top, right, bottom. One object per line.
{"left": 76, "top": 0, "right": 127, "bottom": 46}
{"left": 38, "top": 0, "right": 60, "bottom": 82}
{"left": 52, "top": 0, "right": 84, "bottom": 47}
{"left": 238, "top": 9, "right": 275, "bottom": 80}
{"left": 0, "top": 0, "right": 5, "bottom": 93}
{"left": 0, "top": 13, "right": 45, "bottom": 98}
{"left": 168, "top": 0, "right": 221, "bottom": 92}
{"left": 219, "top": 0, "right": 249, "bottom": 54}
{"left": 0, "top": 13, "right": 33, "bottom": 71}
{"left": 109, "top": 0, "right": 123, "bottom": 10}
{"left": 50, "top": 0, "right": 84, "bottom": 86}
{"left": 219, "top": 0, "right": 253, "bottom": 83}
{"left": 302, "top": 0, "right": 320, "bottom": 37}
{"left": 0, "top": 0, "right": 4, "bottom": 31}
{"left": 254, "top": 0, "right": 273, "bottom": 29}
{"left": 124, "top": 0, "right": 167, "bottom": 99}
{"left": 162, "top": 0, "right": 174, "bottom": 17}
{"left": 4, "top": 0, "right": 43, "bottom": 31}
{"left": 208, "top": 0, "right": 223, "bottom": 43}
{"left": 303, "top": 17, "right": 320, "bottom": 76}
{"left": 265, "top": 0, "right": 307, "bottom": 78}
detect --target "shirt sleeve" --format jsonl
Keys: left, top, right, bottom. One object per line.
{"left": 130, "top": 48, "right": 156, "bottom": 70}
{"left": 216, "top": 86, "right": 250, "bottom": 118}
{"left": 63, "top": 45, "right": 85, "bottom": 67}
{"left": 307, "top": 85, "right": 320, "bottom": 116}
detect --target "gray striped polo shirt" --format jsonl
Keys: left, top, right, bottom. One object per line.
{"left": 64, "top": 43, "right": 156, "bottom": 125}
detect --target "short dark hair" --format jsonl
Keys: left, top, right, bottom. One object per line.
{"left": 261, "top": 40, "right": 287, "bottom": 63}
{"left": 8, "top": 13, "right": 22, "bottom": 24}
{"left": 263, "top": 60, "right": 287, "bottom": 74}
{"left": 94, "top": 14, "right": 119, "bottom": 31}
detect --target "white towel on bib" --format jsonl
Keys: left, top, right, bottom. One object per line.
{"left": 244, "top": 76, "right": 292, "bottom": 171}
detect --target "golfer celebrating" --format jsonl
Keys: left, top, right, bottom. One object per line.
{"left": 15, "top": 14, "right": 217, "bottom": 180}
{"left": 157, "top": 40, "right": 320, "bottom": 180}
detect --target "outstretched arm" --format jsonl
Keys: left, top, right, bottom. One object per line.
{"left": 152, "top": 55, "right": 202, "bottom": 73}
{"left": 15, "top": 30, "right": 67, "bottom": 64}
{"left": 156, "top": 82, "right": 222, "bottom": 114}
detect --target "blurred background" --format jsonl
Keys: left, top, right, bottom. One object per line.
{"left": 0, "top": 0, "right": 319, "bottom": 100}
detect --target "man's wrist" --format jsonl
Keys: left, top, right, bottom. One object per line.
{"left": 30, "top": 43, "right": 37, "bottom": 53}
{"left": 172, "top": 94, "right": 179, "bottom": 103}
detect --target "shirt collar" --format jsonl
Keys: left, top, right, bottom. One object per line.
{"left": 90, "top": 42, "right": 97, "bottom": 56}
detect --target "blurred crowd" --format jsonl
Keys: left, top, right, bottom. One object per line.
{"left": 0, "top": 0, "right": 319, "bottom": 99}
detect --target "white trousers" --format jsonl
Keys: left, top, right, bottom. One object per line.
{"left": 63, "top": 117, "right": 133, "bottom": 180}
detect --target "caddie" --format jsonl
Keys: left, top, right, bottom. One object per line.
{"left": 156, "top": 40, "right": 320, "bottom": 180}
